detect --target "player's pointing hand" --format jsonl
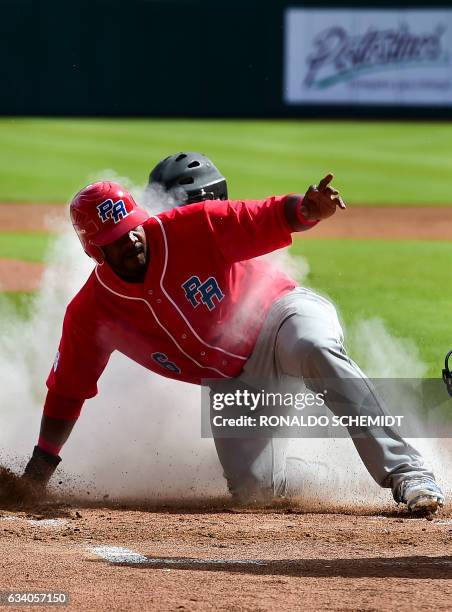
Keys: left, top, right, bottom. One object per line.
{"left": 301, "top": 173, "right": 346, "bottom": 221}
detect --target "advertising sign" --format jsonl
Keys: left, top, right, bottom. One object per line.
{"left": 284, "top": 8, "right": 452, "bottom": 106}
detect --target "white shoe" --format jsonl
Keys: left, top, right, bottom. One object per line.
{"left": 395, "top": 477, "right": 445, "bottom": 513}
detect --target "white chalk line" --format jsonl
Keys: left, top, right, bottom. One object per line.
{"left": 0, "top": 515, "right": 68, "bottom": 528}
{"left": 28, "top": 519, "right": 68, "bottom": 527}
{"left": 90, "top": 545, "right": 269, "bottom": 567}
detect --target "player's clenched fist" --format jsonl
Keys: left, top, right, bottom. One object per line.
{"left": 301, "top": 173, "right": 346, "bottom": 221}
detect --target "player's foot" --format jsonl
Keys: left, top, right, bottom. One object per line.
{"left": 395, "top": 477, "right": 445, "bottom": 513}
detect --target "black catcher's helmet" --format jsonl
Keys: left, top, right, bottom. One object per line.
{"left": 148, "top": 152, "right": 228, "bottom": 205}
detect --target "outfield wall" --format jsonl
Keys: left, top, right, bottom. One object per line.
{"left": 2, "top": 0, "right": 452, "bottom": 118}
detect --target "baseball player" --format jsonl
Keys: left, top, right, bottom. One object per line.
{"left": 23, "top": 152, "right": 444, "bottom": 513}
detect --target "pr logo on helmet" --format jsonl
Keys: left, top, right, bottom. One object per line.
{"left": 97, "top": 198, "right": 130, "bottom": 224}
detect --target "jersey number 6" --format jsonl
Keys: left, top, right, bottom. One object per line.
{"left": 151, "top": 352, "right": 181, "bottom": 374}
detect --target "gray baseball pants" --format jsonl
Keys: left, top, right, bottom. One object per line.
{"left": 212, "top": 287, "right": 434, "bottom": 503}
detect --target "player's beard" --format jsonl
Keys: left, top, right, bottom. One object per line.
{"left": 109, "top": 241, "right": 148, "bottom": 283}
{"left": 119, "top": 246, "right": 148, "bottom": 282}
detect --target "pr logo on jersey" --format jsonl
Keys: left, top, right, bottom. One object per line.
{"left": 97, "top": 199, "right": 129, "bottom": 224}
{"left": 53, "top": 350, "right": 60, "bottom": 372}
{"left": 182, "top": 275, "right": 224, "bottom": 311}
{"left": 151, "top": 352, "right": 181, "bottom": 374}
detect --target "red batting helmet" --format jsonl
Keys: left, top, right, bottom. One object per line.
{"left": 70, "top": 182, "right": 149, "bottom": 263}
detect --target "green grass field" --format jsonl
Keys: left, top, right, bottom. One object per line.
{"left": 0, "top": 233, "right": 54, "bottom": 261}
{"left": 0, "top": 118, "right": 451, "bottom": 377}
{"left": 0, "top": 118, "right": 451, "bottom": 204}
{"left": 293, "top": 239, "right": 452, "bottom": 376}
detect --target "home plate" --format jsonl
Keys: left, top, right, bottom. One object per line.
{"left": 91, "top": 546, "right": 148, "bottom": 564}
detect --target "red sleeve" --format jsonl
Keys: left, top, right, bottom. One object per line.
{"left": 43, "top": 389, "right": 84, "bottom": 420}
{"left": 203, "top": 195, "right": 294, "bottom": 264}
{"left": 46, "top": 307, "right": 113, "bottom": 401}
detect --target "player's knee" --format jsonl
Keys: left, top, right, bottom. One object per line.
{"left": 298, "top": 335, "right": 332, "bottom": 363}
{"left": 296, "top": 334, "right": 348, "bottom": 377}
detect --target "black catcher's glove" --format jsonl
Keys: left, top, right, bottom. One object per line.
{"left": 443, "top": 350, "right": 452, "bottom": 398}
{"left": 23, "top": 446, "right": 62, "bottom": 487}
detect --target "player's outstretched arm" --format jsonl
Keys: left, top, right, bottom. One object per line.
{"left": 200, "top": 173, "right": 346, "bottom": 262}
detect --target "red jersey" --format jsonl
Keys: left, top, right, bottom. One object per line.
{"left": 46, "top": 196, "right": 300, "bottom": 402}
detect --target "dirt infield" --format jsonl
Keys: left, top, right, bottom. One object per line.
{"left": 0, "top": 259, "right": 46, "bottom": 291}
{"left": 0, "top": 204, "right": 66, "bottom": 232}
{"left": 1, "top": 204, "right": 451, "bottom": 292}
{"left": 302, "top": 205, "right": 452, "bottom": 241}
{"left": 1, "top": 499, "right": 452, "bottom": 611}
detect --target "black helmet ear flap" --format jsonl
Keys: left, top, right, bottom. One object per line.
{"left": 442, "top": 350, "right": 452, "bottom": 397}
{"left": 185, "top": 181, "right": 228, "bottom": 204}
